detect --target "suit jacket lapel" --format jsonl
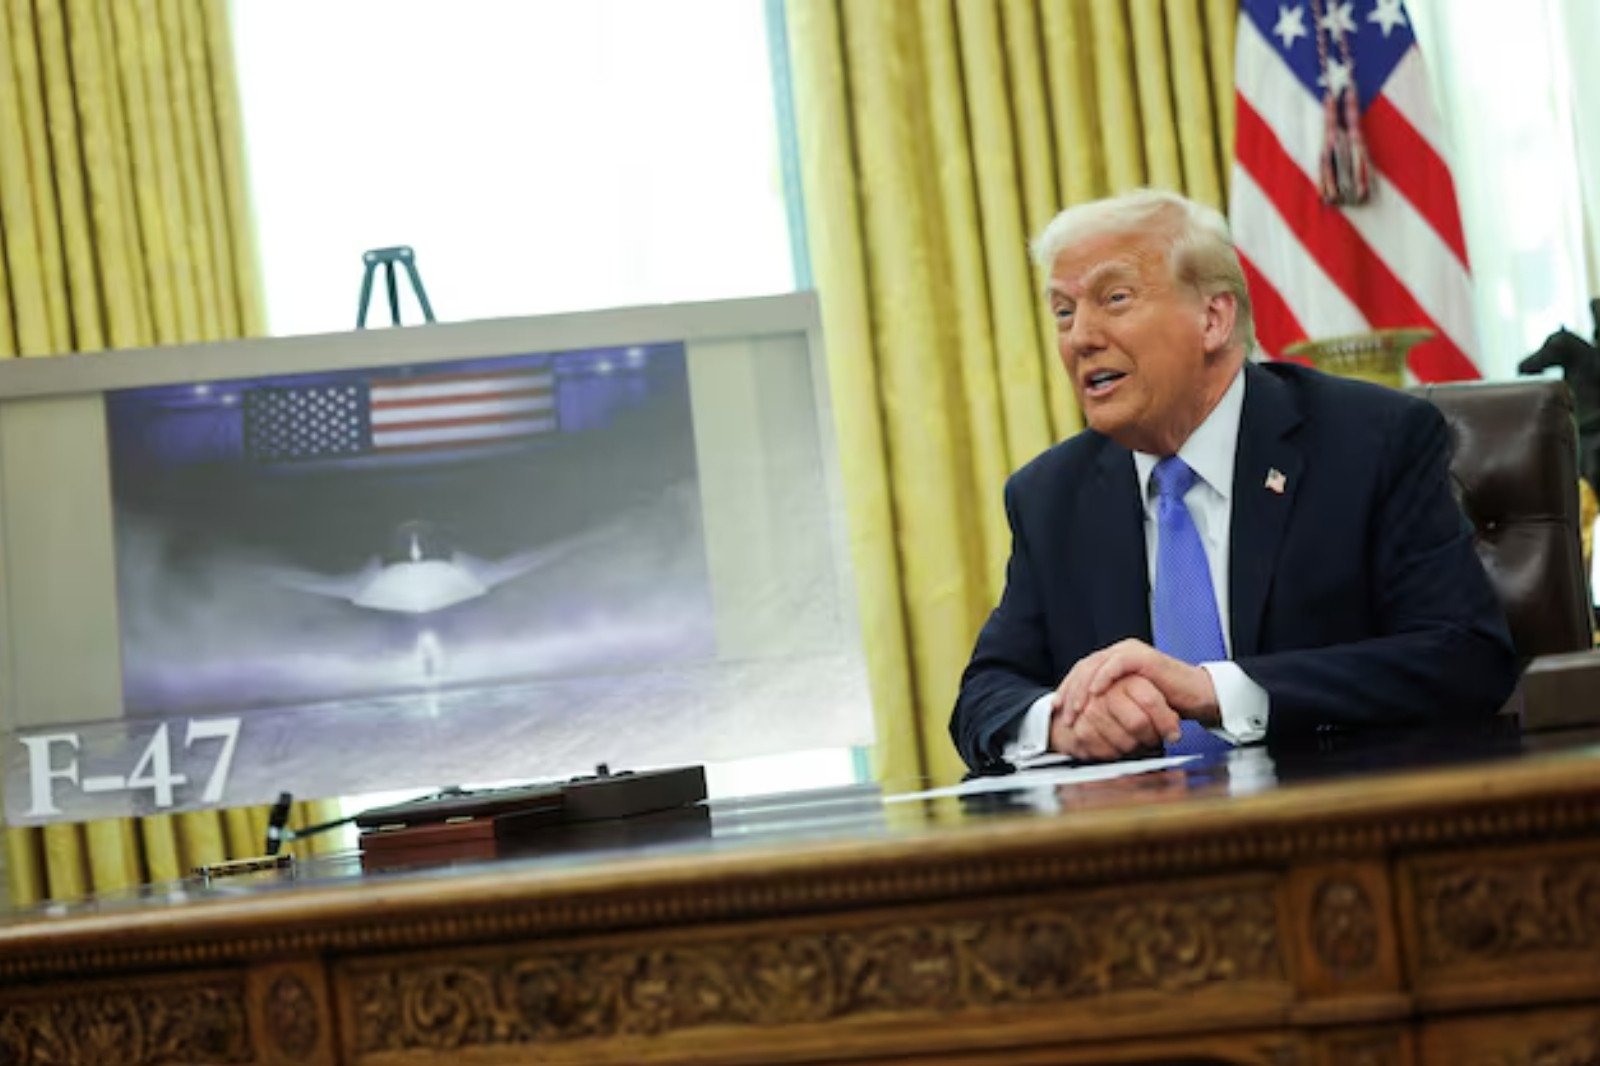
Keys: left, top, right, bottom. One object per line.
{"left": 1078, "top": 440, "right": 1152, "bottom": 646}
{"left": 1229, "top": 363, "right": 1305, "bottom": 657}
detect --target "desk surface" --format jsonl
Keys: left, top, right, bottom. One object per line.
{"left": 6, "top": 726, "right": 1600, "bottom": 1066}
{"left": 0, "top": 723, "right": 1568, "bottom": 925}
{"left": 0, "top": 725, "right": 1591, "bottom": 939}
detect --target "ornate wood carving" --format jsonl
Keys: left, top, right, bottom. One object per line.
{"left": 1416, "top": 856, "right": 1600, "bottom": 964}
{"left": 265, "top": 973, "right": 319, "bottom": 1060}
{"left": 350, "top": 886, "right": 1282, "bottom": 1053}
{"left": 1311, "top": 877, "right": 1379, "bottom": 973}
{"left": 1481, "top": 1018, "right": 1600, "bottom": 1066}
{"left": 1322, "top": 1030, "right": 1403, "bottom": 1066}
{"left": 0, "top": 980, "right": 251, "bottom": 1064}
{"left": 1256, "top": 1037, "right": 1311, "bottom": 1066}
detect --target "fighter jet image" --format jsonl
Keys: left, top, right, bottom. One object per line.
{"left": 271, "top": 519, "right": 575, "bottom": 615}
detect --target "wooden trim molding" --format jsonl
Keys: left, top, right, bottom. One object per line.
{"left": 5, "top": 756, "right": 1600, "bottom": 986}
{"left": 1421, "top": 1006, "right": 1600, "bottom": 1066}
{"left": 1316, "top": 1027, "right": 1411, "bottom": 1066}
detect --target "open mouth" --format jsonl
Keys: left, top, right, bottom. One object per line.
{"left": 1082, "top": 369, "right": 1127, "bottom": 397}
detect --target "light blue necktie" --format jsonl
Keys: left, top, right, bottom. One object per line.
{"left": 1150, "top": 456, "right": 1235, "bottom": 757}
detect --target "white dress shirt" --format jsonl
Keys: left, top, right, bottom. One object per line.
{"left": 1004, "top": 368, "right": 1270, "bottom": 763}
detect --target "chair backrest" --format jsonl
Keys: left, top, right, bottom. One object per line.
{"left": 1409, "top": 379, "right": 1593, "bottom": 657}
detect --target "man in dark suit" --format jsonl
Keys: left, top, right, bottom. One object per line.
{"left": 950, "top": 189, "right": 1518, "bottom": 771}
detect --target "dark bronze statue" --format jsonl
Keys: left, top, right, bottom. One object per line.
{"left": 1519, "top": 299, "right": 1600, "bottom": 494}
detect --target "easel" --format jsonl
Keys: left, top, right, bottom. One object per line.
{"left": 222, "top": 246, "right": 442, "bottom": 867}
{"left": 355, "top": 245, "right": 436, "bottom": 328}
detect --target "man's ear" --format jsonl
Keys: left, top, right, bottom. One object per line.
{"left": 1201, "top": 290, "right": 1238, "bottom": 355}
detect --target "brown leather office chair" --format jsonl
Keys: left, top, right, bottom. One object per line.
{"left": 1412, "top": 380, "right": 1592, "bottom": 655}
{"left": 1411, "top": 380, "right": 1598, "bottom": 726}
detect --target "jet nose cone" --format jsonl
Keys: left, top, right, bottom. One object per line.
{"left": 384, "top": 519, "right": 452, "bottom": 564}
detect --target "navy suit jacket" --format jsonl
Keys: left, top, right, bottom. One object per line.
{"left": 950, "top": 361, "right": 1519, "bottom": 770}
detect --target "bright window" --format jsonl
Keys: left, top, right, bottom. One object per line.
{"left": 231, "top": 0, "right": 796, "bottom": 336}
{"left": 1408, "top": 0, "right": 1593, "bottom": 378}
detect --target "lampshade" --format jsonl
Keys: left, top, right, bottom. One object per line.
{"left": 1281, "top": 328, "right": 1435, "bottom": 389}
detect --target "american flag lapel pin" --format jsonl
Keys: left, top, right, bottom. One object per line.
{"left": 1265, "top": 468, "right": 1287, "bottom": 494}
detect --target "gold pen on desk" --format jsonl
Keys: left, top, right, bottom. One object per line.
{"left": 192, "top": 853, "right": 294, "bottom": 881}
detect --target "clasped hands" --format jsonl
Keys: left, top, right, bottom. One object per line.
{"left": 1049, "top": 639, "right": 1221, "bottom": 761}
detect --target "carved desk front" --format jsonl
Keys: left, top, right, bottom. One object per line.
{"left": 3, "top": 729, "right": 1600, "bottom": 1066}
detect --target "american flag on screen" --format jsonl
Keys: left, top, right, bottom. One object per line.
{"left": 1230, "top": 0, "right": 1479, "bottom": 381}
{"left": 243, "top": 366, "right": 556, "bottom": 463}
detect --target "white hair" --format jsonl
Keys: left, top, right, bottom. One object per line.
{"left": 1030, "top": 188, "right": 1257, "bottom": 356}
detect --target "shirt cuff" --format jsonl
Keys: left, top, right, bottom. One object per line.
{"left": 1201, "top": 661, "right": 1269, "bottom": 743}
{"left": 1001, "top": 692, "right": 1056, "bottom": 765}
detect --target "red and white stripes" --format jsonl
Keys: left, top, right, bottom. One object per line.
{"left": 1231, "top": 13, "right": 1479, "bottom": 381}
{"left": 370, "top": 368, "right": 556, "bottom": 453}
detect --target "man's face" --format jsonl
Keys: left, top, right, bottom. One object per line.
{"left": 1047, "top": 229, "right": 1233, "bottom": 456}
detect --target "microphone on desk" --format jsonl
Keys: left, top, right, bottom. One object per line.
{"left": 265, "top": 791, "right": 294, "bottom": 855}
{"left": 263, "top": 790, "right": 358, "bottom": 856}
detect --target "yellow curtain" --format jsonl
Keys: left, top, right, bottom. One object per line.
{"left": 786, "top": 0, "right": 1236, "bottom": 785}
{"left": 0, "top": 0, "right": 341, "bottom": 906}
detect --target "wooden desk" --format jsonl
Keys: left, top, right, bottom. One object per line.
{"left": 4, "top": 730, "right": 1600, "bottom": 1065}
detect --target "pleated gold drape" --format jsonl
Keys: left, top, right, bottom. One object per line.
{"left": 0, "top": 0, "right": 337, "bottom": 906}
{"left": 786, "top": 0, "right": 1237, "bottom": 785}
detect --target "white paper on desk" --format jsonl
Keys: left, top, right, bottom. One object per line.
{"left": 885, "top": 754, "right": 1197, "bottom": 803}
